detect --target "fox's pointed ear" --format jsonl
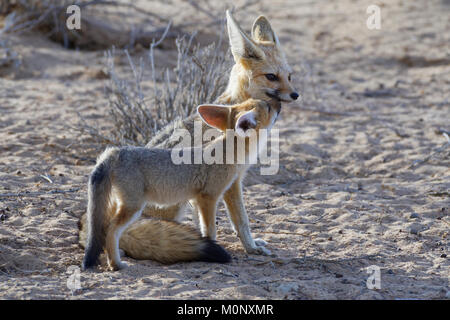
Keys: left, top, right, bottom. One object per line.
{"left": 226, "top": 10, "right": 265, "bottom": 61}
{"left": 252, "top": 15, "right": 280, "bottom": 45}
{"left": 197, "top": 104, "right": 230, "bottom": 131}
{"left": 235, "top": 110, "right": 257, "bottom": 137}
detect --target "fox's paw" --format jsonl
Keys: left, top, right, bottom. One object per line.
{"left": 108, "top": 261, "right": 128, "bottom": 271}
{"left": 247, "top": 239, "right": 271, "bottom": 256}
{"left": 247, "top": 245, "right": 271, "bottom": 256}
{"left": 254, "top": 238, "right": 268, "bottom": 247}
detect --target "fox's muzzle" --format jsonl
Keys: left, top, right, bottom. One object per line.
{"left": 265, "top": 90, "right": 281, "bottom": 102}
{"left": 266, "top": 89, "right": 299, "bottom": 103}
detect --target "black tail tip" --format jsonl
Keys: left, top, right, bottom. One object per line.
{"left": 199, "top": 238, "right": 232, "bottom": 263}
{"left": 81, "top": 256, "right": 98, "bottom": 271}
{"left": 82, "top": 247, "right": 101, "bottom": 270}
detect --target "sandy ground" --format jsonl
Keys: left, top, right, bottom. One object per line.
{"left": 0, "top": 0, "right": 449, "bottom": 299}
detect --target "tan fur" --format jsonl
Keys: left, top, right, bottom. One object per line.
{"left": 80, "top": 11, "right": 296, "bottom": 262}
{"left": 82, "top": 98, "right": 281, "bottom": 271}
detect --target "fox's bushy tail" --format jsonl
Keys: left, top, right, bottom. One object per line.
{"left": 81, "top": 148, "right": 116, "bottom": 270}
{"left": 120, "top": 219, "right": 231, "bottom": 264}
{"left": 79, "top": 215, "right": 231, "bottom": 264}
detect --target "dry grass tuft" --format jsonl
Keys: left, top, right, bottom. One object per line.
{"left": 0, "top": 39, "right": 21, "bottom": 72}
{"left": 79, "top": 28, "right": 231, "bottom": 146}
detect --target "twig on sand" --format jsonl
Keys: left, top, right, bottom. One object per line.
{"left": 0, "top": 188, "right": 80, "bottom": 198}
{"left": 39, "top": 174, "right": 53, "bottom": 184}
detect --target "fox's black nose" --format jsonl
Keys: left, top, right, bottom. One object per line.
{"left": 290, "top": 92, "right": 299, "bottom": 100}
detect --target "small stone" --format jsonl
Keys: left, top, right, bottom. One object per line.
{"left": 440, "top": 254, "right": 447, "bottom": 258}
{"left": 276, "top": 283, "right": 299, "bottom": 296}
{"left": 409, "top": 213, "right": 419, "bottom": 219}
{"left": 408, "top": 224, "right": 421, "bottom": 235}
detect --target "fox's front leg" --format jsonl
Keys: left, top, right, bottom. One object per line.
{"left": 223, "top": 179, "right": 271, "bottom": 256}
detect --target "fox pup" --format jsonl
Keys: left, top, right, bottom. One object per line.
{"left": 82, "top": 98, "right": 281, "bottom": 271}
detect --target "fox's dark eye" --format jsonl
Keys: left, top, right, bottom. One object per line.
{"left": 265, "top": 73, "right": 278, "bottom": 81}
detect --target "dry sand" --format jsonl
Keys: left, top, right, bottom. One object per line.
{"left": 0, "top": 0, "right": 449, "bottom": 299}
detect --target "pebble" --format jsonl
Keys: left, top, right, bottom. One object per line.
{"left": 409, "top": 212, "right": 419, "bottom": 219}
{"left": 408, "top": 224, "right": 421, "bottom": 235}
{"left": 276, "top": 283, "right": 299, "bottom": 296}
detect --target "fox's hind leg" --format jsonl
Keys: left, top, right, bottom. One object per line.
{"left": 189, "top": 200, "right": 200, "bottom": 229}
{"left": 105, "top": 203, "right": 144, "bottom": 271}
{"left": 195, "top": 195, "right": 218, "bottom": 240}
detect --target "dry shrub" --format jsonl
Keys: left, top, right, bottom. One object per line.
{"left": 0, "top": 39, "right": 21, "bottom": 70}
{"left": 79, "top": 29, "right": 232, "bottom": 146}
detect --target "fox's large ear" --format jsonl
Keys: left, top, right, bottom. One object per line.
{"left": 235, "top": 110, "right": 257, "bottom": 137}
{"left": 251, "top": 15, "right": 280, "bottom": 45}
{"left": 226, "top": 10, "right": 265, "bottom": 61}
{"left": 197, "top": 104, "right": 230, "bottom": 131}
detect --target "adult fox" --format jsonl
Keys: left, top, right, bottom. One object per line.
{"left": 79, "top": 11, "right": 298, "bottom": 265}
